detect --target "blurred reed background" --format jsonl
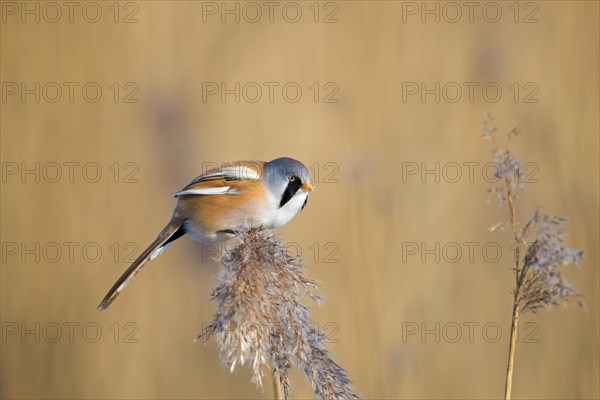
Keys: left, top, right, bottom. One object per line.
{"left": 1, "top": 1, "right": 598, "bottom": 399}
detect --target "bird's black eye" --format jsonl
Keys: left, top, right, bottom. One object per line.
{"left": 280, "top": 175, "right": 302, "bottom": 208}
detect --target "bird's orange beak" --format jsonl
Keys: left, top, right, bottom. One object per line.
{"left": 301, "top": 181, "right": 315, "bottom": 192}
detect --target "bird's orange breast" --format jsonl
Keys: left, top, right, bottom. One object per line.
{"left": 175, "top": 173, "right": 270, "bottom": 240}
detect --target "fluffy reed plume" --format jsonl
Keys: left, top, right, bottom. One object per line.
{"left": 483, "top": 117, "right": 584, "bottom": 400}
{"left": 199, "top": 229, "right": 359, "bottom": 400}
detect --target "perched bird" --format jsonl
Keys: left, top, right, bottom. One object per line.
{"left": 98, "top": 157, "right": 314, "bottom": 310}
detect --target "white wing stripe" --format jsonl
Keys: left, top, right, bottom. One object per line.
{"left": 192, "top": 166, "right": 260, "bottom": 182}
{"left": 173, "top": 187, "right": 238, "bottom": 196}
{"left": 220, "top": 166, "right": 261, "bottom": 180}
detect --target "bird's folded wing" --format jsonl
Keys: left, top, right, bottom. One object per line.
{"left": 174, "top": 161, "right": 265, "bottom": 197}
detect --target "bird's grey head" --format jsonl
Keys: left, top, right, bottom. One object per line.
{"left": 264, "top": 157, "right": 313, "bottom": 208}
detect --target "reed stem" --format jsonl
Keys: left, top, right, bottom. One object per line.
{"left": 272, "top": 369, "right": 283, "bottom": 400}
{"left": 504, "top": 299, "right": 519, "bottom": 400}
{"left": 504, "top": 180, "right": 521, "bottom": 400}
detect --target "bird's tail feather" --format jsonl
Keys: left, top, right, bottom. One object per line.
{"left": 97, "top": 220, "right": 185, "bottom": 310}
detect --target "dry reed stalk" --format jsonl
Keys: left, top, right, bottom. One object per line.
{"left": 483, "top": 117, "right": 584, "bottom": 400}
{"left": 199, "top": 229, "right": 359, "bottom": 400}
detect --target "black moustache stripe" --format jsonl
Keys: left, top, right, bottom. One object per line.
{"left": 279, "top": 178, "right": 302, "bottom": 208}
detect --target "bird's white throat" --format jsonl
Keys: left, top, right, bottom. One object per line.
{"left": 264, "top": 191, "right": 308, "bottom": 229}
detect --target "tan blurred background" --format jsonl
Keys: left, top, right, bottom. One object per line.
{"left": 1, "top": 1, "right": 598, "bottom": 399}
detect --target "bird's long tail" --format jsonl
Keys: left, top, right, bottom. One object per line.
{"left": 97, "top": 219, "right": 185, "bottom": 310}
